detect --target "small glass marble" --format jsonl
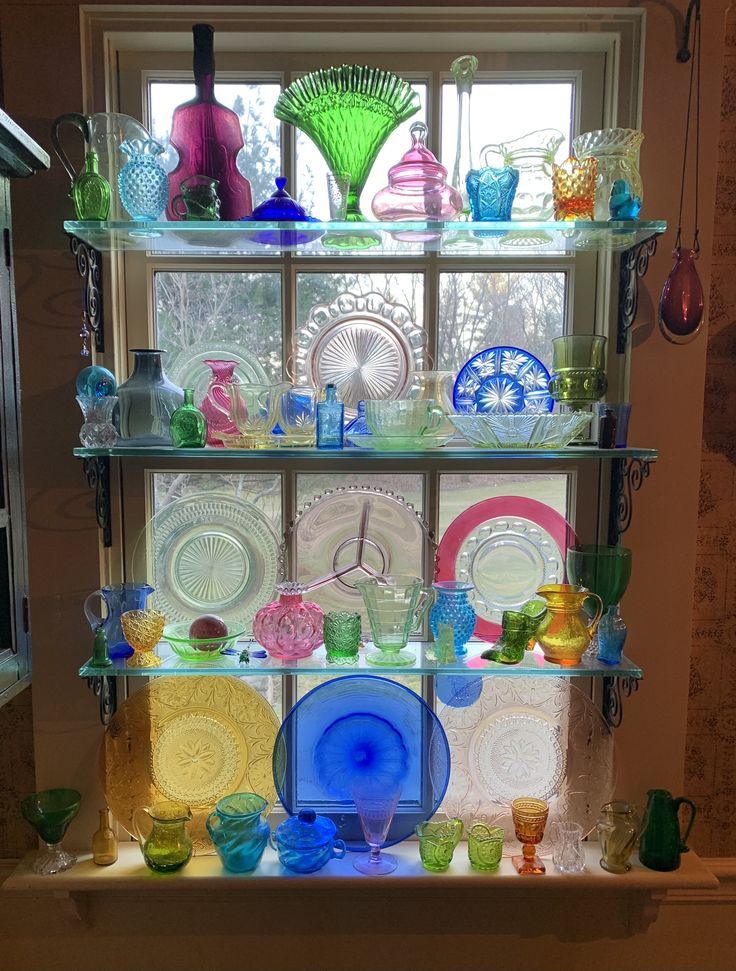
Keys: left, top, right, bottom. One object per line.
{"left": 323, "top": 610, "right": 361, "bottom": 664}
{"left": 467, "top": 822, "right": 505, "bottom": 871}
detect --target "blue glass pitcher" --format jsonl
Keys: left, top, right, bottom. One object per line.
{"left": 206, "top": 793, "right": 270, "bottom": 873}
{"left": 84, "top": 583, "right": 154, "bottom": 659}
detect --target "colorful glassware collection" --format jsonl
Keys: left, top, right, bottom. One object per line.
{"left": 52, "top": 26, "right": 645, "bottom": 229}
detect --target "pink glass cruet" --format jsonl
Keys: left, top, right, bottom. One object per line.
{"left": 199, "top": 359, "right": 244, "bottom": 446}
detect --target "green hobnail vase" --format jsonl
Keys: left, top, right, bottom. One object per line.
{"left": 274, "top": 65, "right": 420, "bottom": 221}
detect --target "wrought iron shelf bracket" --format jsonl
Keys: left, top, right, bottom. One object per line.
{"left": 608, "top": 456, "right": 653, "bottom": 545}
{"left": 86, "top": 674, "right": 117, "bottom": 725}
{"left": 82, "top": 455, "right": 111, "bottom": 548}
{"left": 617, "top": 237, "right": 659, "bottom": 354}
{"left": 70, "top": 235, "right": 104, "bottom": 355}
{"left": 603, "top": 675, "right": 640, "bottom": 729}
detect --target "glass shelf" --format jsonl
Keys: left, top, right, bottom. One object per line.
{"left": 79, "top": 641, "right": 642, "bottom": 679}
{"left": 74, "top": 445, "right": 658, "bottom": 462}
{"left": 64, "top": 219, "right": 666, "bottom": 257}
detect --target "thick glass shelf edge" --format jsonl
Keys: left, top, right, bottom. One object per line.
{"left": 79, "top": 642, "right": 642, "bottom": 678}
{"left": 64, "top": 219, "right": 666, "bottom": 257}
{"left": 73, "top": 445, "right": 659, "bottom": 461}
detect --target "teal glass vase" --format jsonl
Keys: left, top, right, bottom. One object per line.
{"left": 170, "top": 388, "right": 207, "bottom": 447}
{"left": 274, "top": 65, "right": 420, "bottom": 221}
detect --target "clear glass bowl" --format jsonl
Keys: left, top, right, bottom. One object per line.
{"left": 450, "top": 412, "right": 590, "bottom": 449}
{"left": 163, "top": 621, "right": 246, "bottom": 661}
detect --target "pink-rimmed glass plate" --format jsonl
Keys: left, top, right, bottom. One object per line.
{"left": 435, "top": 496, "right": 576, "bottom": 641}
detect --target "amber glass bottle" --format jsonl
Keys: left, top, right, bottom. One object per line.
{"left": 92, "top": 808, "right": 118, "bottom": 866}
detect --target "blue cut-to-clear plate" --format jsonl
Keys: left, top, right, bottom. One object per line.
{"left": 453, "top": 345, "right": 553, "bottom": 414}
{"left": 272, "top": 675, "right": 451, "bottom": 851}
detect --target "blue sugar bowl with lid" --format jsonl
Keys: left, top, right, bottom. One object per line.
{"left": 269, "top": 809, "right": 347, "bottom": 873}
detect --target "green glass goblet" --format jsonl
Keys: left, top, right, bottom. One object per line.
{"left": 566, "top": 545, "right": 632, "bottom": 611}
{"left": 324, "top": 610, "right": 362, "bottom": 664}
{"left": 21, "top": 788, "right": 82, "bottom": 874}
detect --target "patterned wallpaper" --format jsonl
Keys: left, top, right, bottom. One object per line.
{"left": 685, "top": 6, "right": 736, "bottom": 856}
{"left": 0, "top": 687, "right": 36, "bottom": 859}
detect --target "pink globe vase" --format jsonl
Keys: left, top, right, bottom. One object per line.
{"left": 253, "top": 583, "right": 324, "bottom": 660}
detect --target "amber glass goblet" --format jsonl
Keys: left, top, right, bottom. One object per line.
{"left": 511, "top": 796, "right": 549, "bottom": 875}
{"left": 122, "top": 609, "right": 165, "bottom": 668}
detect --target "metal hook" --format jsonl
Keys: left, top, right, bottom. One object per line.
{"left": 677, "top": 0, "right": 701, "bottom": 62}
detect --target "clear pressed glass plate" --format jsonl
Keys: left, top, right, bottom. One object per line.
{"left": 165, "top": 340, "right": 269, "bottom": 403}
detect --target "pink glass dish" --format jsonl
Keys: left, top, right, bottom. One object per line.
{"left": 253, "top": 582, "right": 325, "bottom": 660}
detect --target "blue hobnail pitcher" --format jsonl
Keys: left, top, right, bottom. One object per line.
{"left": 118, "top": 138, "right": 168, "bottom": 220}
{"left": 206, "top": 793, "right": 270, "bottom": 873}
{"left": 429, "top": 581, "right": 476, "bottom": 658}
{"left": 83, "top": 583, "right": 154, "bottom": 659}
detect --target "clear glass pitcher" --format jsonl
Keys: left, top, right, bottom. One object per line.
{"left": 83, "top": 582, "right": 154, "bottom": 659}
{"left": 133, "top": 801, "right": 193, "bottom": 873}
{"left": 597, "top": 801, "right": 640, "bottom": 874}
{"left": 51, "top": 112, "right": 151, "bottom": 219}
{"left": 356, "top": 574, "right": 432, "bottom": 667}
{"left": 207, "top": 381, "right": 290, "bottom": 448}
{"left": 482, "top": 129, "right": 565, "bottom": 219}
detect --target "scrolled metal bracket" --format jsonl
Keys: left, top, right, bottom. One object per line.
{"left": 83, "top": 456, "right": 112, "bottom": 548}
{"left": 608, "top": 457, "right": 653, "bottom": 546}
{"left": 617, "top": 237, "right": 658, "bottom": 354}
{"left": 86, "top": 674, "right": 117, "bottom": 725}
{"left": 603, "top": 676, "right": 640, "bottom": 729}
{"left": 70, "top": 235, "right": 104, "bottom": 355}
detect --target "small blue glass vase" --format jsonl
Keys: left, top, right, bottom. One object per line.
{"left": 429, "top": 581, "right": 476, "bottom": 658}
{"left": 118, "top": 139, "right": 168, "bottom": 220}
{"left": 597, "top": 604, "right": 628, "bottom": 665}
{"left": 467, "top": 165, "right": 520, "bottom": 222}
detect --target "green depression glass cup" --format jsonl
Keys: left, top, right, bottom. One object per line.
{"left": 566, "top": 545, "right": 632, "bottom": 610}
{"left": 356, "top": 574, "right": 432, "bottom": 667}
{"left": 552, "top": 334, "right": 607, "bottom": 370}
{"left": 323, "top": 610, "right": 362, "bottom": 664}
{"left": 416, "top": 818, "right": 464, "bottom": 872}
{"left": 467, "top": 823, "right": 505, "bottom": 871}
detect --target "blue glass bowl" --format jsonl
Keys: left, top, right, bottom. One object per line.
{"left": 273, "top": 675, "right": 451, "bottom": 851}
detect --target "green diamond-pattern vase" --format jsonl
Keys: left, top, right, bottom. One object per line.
{"left": 274, "top": 65, "right": 420, "bottom": 221}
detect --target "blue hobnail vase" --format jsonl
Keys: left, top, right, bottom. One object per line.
{"left": 429, "top": 581, "right": 476, "bottom": 658}
{"left": 118, "top": 139, "right": 168, "bottom": 220}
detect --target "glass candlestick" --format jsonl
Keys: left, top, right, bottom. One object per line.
{"left": 511, "top": 797, "right": 549, "bottom": 875}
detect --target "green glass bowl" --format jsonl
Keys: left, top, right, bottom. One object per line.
{"left": 164, "top": 621, "right": 246, "bottom": 661}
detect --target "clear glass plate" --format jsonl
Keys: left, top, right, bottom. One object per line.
{"left": 137, "top": 493, "right": 281, "bottom": 631}
{"left": 295, "top": 291, "right": 426, "bottom": 410}
{"left": 345, "top": 432, "right": 453, "bottom": 450}
{"left": 438, "top": 677, "right": 615, "bottom": 853}
{"left": 165, "top": 340, "right": 269, "bottom": 403}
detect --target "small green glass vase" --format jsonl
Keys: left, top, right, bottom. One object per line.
{"left": 170, "top": 389, "right": 207, "bottom": 447}
{"left": 274, "top": 65, "right": 420, "bottom": 221}
{"left": 71, "top": 151, "right": 111, "bottom": 221}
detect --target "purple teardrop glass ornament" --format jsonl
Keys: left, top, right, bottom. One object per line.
{"left": 659, "top": 246, "right": 704, "bottom": 344}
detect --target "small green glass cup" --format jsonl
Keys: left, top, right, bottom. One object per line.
{"left": 323, "top": 610, "right": 361, "bottom": 664}
{"left": 416, "top": 818, "right": 463, "bottom": 872}
{"left": 467, "top": 822, "right": 505, "bottom": 871}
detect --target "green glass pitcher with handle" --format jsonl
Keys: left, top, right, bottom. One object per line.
{"left": 639, "top": 789, "right": 696, "bottom": 872}
{"left": 133, "top": 800, "right": 193, "bottom": 873}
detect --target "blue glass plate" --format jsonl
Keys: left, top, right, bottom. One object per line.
{"left": 273, "top": 675, "right": 451, "bottom": 850}
{"left": 453, "top": 345, "right": 553, "bottom": 414}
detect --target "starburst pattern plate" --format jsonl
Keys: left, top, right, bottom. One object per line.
{"left": 453, "top": 345, "right": 553, "bottom": 414}
{"left": 438, "top": 678, "right": 615, "bottom": 851}
{"left": 295, "top": 292, "right": 426, "bottom": 410}
{"left": 102, "top": 676, "right": 280, "bottom": 854}
{"left": 435, "top": 496, "right": 575, "bottom": 640}
{"left": 146, "top": 494, "right": 280, "bottom": 631}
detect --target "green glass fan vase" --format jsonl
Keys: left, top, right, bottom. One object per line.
{"left": 274, "top": 65, "right": 420, "bottom": 221}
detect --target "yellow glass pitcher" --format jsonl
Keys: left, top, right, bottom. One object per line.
{"left": 535, "top": 584, "right": 603, "bottom": 666}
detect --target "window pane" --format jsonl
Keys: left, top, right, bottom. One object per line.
{"left": 154, "top": 271, "right": 283, "bottom": 393}
{"left": 148, "top": 81, "right": 281, "bottom": 203}
{"left": 294, "top": 272, "right": 424, "bottom": 403}
{"left": 438, "top": 271, "right": 565, "bottom": 376}
{"left": 295, "top": 83, "right": 427, "bottom": 218}
{"left": 440, "top": 81, "right": 573, "bottom": 168}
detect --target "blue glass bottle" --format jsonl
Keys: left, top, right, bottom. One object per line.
{"left": 317, "top": 383, "right": 344, "bottom": 449}
{"left": 429, "top": 581, "right": 476, "bottom": 658}
{"left": 597, "top": 604, "right": 628, "bottom": 665}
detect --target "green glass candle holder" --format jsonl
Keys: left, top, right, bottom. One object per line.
{"left": 416, "top": 818, "right": 463, "bottom": 872}
{"left": 323, "top": 610, "right": 361, "bottom": 664}
{"left": 467, "top": 822, "right": 505, "bottom": 871}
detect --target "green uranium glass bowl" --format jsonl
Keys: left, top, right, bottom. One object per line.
{"left": 164, "top": 621, "right": 246, "bottom": 661}
{"left": 274, "top": 65, "right": 420, "bottom": 221}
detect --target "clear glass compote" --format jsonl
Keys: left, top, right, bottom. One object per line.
{"left": 352, "top": 786, "right": 401, "bottom": 875}
{"left": 511, "top": 796, "right": 549, "bottom": 875}
{"left": 21, "top": 788, "right": 81, "bottom": 874}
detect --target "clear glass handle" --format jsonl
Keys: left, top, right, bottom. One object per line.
{"left": 83, "top": 589, "right": 105, "bottom": 629}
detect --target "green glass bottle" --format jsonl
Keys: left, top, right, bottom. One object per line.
{"left": 170, "top": 389, "right": 207, "bottom": 447}
{"left": 71, "top": 151, "right": 111, "bottom": 221}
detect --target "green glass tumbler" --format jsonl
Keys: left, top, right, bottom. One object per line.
{"left": 416, "top": 818, "right": 463, "bottom": 872}
{"left": 323, "top": 610, "right": 361, "bottom": 664}
{"left": 468, "top": 823, "right": 505, "bottom": 871}
{"left": 552, "top": 334, "right": 607, "bottom": 370}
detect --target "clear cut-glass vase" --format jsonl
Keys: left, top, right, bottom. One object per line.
{"left": 76, "top": 394, "right": 118, "bottom": 447}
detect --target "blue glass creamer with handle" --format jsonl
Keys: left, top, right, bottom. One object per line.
{"left": 206, "top": 793, "right": 270, "bottom": 873}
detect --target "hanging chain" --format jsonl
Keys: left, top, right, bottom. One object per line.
{"left": 675, "top": 0, "right": 701, "bottom": 253}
